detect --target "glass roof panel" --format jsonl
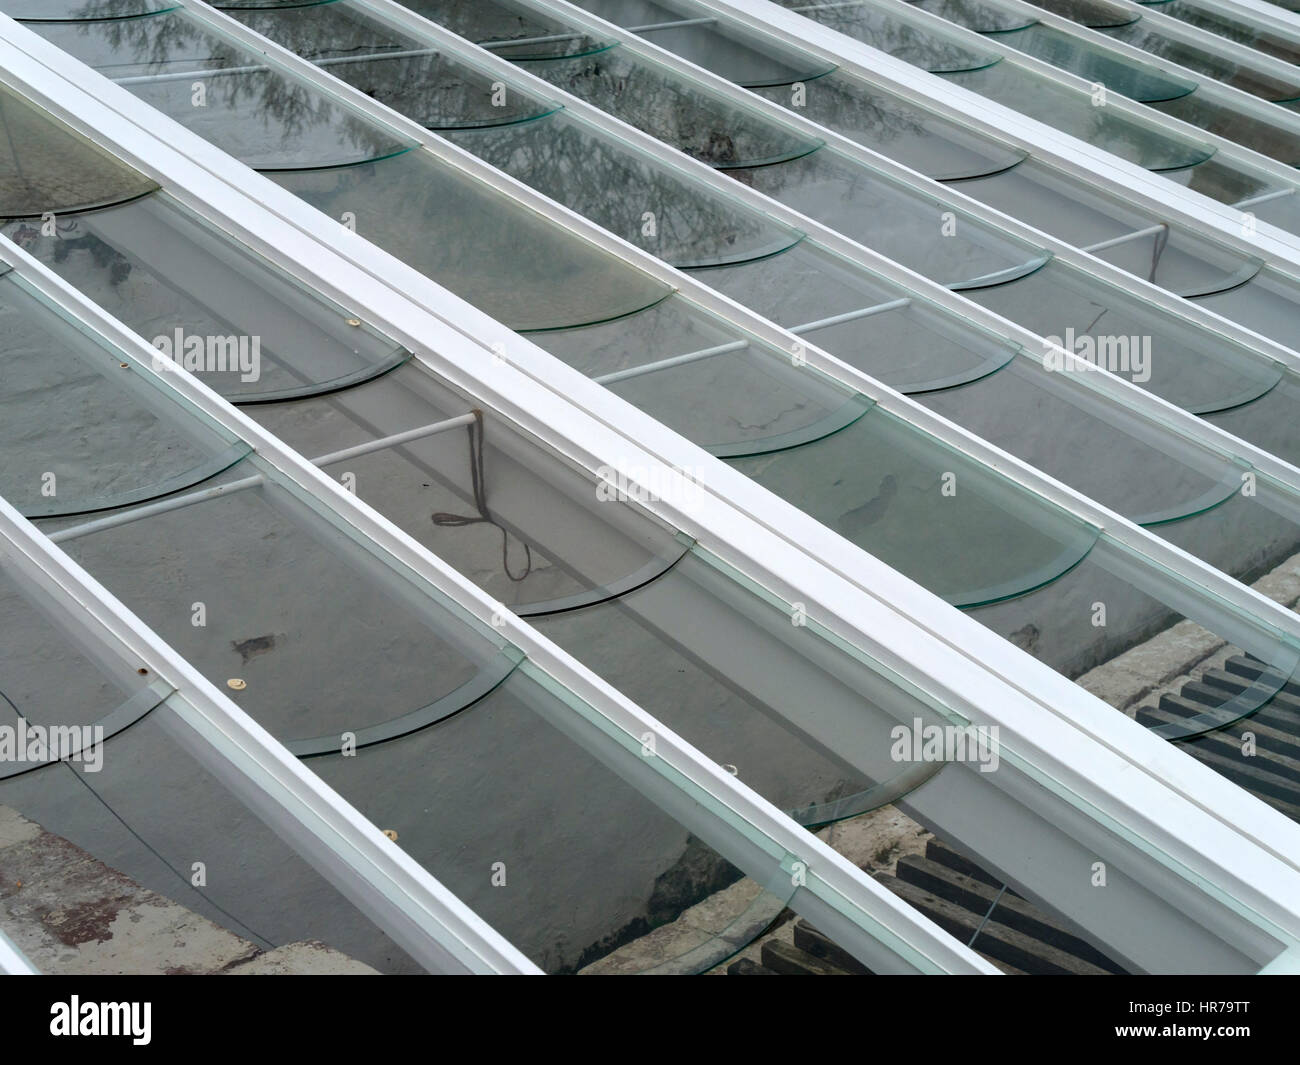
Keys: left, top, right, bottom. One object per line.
{"left": 1148, "top": 92, "right": 1300, "bottom": 166}
{"left": 1029, "top": 0, "right": 1144, "bottom": 27}
{"left": 966, "top": 260, "right": 1283, "bottom": 414}
{"left": 1100, "top": 20, "right": 1300, "bottom": 101}
{"left": 2, "top": 192, "right": 409, "bottom": 403}
{"left": 941, "top": 63, "right": 1216, "bottom": 169}
{"left": 0, "top": 0, "right": 178, "bottom": 19}
{"left": 919, "top": 356, "right": 1249, "bottom": 526}
{"left": 41, "top": 459, "right": 516, "bottom": 758}
{"left": 1138, "top": 1, "right": 1300, "bottom": 65}
{"left": 531, "top": 546, "right": 946, "bottom": 825}
{"left": 728, "top": 404, "right": 1101, "bottom": 607}
{"left": 443, "top": 112, "right": 805, "bottom": 269}
{"left": 0, "top": 271, "right": 250, "bottom": 518}
{"left": 695, "top": 242, "right": 1016, "bottom": 393}
{"left": 518, "top": 46, "right": 825, "bottom": 169}
{"left": 397, "top": 0, "right": 619, "bottom": 61}
{"left": 906, "top": 0, "right": 1041, "bottom": 32}
{"left": 746, "top": 70, "right": 1029, "bottom": 181}
{"left": 226, "top": 0, "right": 564, "bottom": 129}
{"left": 1000, "top": 0, "right": 1141, "bottom": 28}
{"left": 994, "top": 23, "right": 1199, "bottom": 102}
{"left": 0, "top": 706, "right": 425, "bottom": 972}
{"left": 308, "top": 667, "right": 793, "bottom": 974}
{"left": 560, "top": 0, "right": 840, "bottom": 84}
{"left": 270, "top": 148, "right": 671, "bottom": 331}
{"left": 29, "top": 10, "right": 412, "bottom": 169}
{"left": 731, "top": 147, "right": 1050, "bottom": 288}
{"left": 761, "top": 0, "right": 1004, "bottom": 72}
{"left": 247, "top": 362, "right": 689, "bottom": 616}
{"left": 0, "top": 79, "right": 158, "bottom": 218}
{"left": 952, "top": 158, "right": 1264, "bottom": 298}
{"left": 0, "top": 546, "right": 163, "bottom": 773}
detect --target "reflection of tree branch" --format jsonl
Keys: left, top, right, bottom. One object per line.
{"left": 45, "top": 9, "right": 393, "bottom": 162}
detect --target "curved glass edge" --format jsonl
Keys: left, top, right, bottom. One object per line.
{"left": 1135, "top": 458, "right": 1254, "bottom": 526}
{"left": 290, "top": 646, "right": 524, "bottom": 757}
{"left": 1184, "top": 367, "right": 1284, "bottom": 416}
{"left": 422, "top": 101, "right": 567, "bottom": 133}
{"left": 707, "top": 392, "right": 875, "bottom": 458}
{"left": 517, "top": 537, "right": 694, "bottom": 617}
{"left": 1153, "top": 653, "right": 1300, "bottom": 741}
{"left": 671, "top": 229, "right": 808, "bottom": 271}
{"left": 710, "top": 139, "right": 829, "bottom": 172}
{"left": 735, "top": 63, "right": 842, "bottom": 91}
{"left": 893, "top": 343, "right": 1018, "bottom": 394}
{"left": 934, "top": 146, "right": 1032, "bottom": 182}
{"left": 511, "top": 39, "right": 624, "bottom": 63}
{"left": 633, "top": 878, "right": 791, "bottom": 975}
{"left": 791, "top": 760, "right": 944, "bottom": 827}
{"left": 0, "top": 185, "right": 161, "bottom": 225}
{"left": 517, "top": 288, "right": 677, "bottom": 335}
{"left": 1172, "top": 255, "right": 1265, "bottom": 299}
{"left": 0, "top": 682, "right": 170, "bottom": 780}
{"left": 1148, "top": 144, "right": 1219, "bottom": 172}
{"left": 955, "top": 525, "right": 1102, "bottom": 608}
{"left": 12, "top": 6, "right": 182, "bottom": 23}
{"left": 948, "top": 250, "right": 1055, "bottom": 291}
{"left": 255, "top": 143, "right": 419, "bottom": 175}
{"left": 18, "top": 440, "right": 254, "bottom": 520}
{"left": 232, "top": 348, "right": 412, "bottom": 404}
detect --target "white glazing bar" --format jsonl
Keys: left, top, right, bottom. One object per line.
{"left": 790, "top": 298, "right": 913, "bottom": 333}
{"left": 23, "top": 0, "right": 1300, "bottom": 671}
{"left": 311, "top": 412, "right": 478, "bottom": 466}
{"left": 984, "top": 0, "right": 1300, "bottom": 90}
{"left": 1206, "top": 0, "right": 1300, "bottom": 35}
{"left": 946, "top": 0, "right": 1300, "bottom": 136}
{"left": 629, "top": 16, "right": 720, "bottom": 30}
{"left": 0, "top": 494, "right": 538, "bottom": 974}
{"left": 439, "top": 0, "right": 1300, "bottom": 357}
{"left": 11, "top": 13, "right": 1300, "bottom": 964}
{"left": 0, "top": 928, "right": 38, "bottom": 975}
{"left": 668, "top": 0, "right": 1300, "bottom": 259}
{"left": 0, "top": 216, "right": 997, "bottom": 979}
{"left": 594, "top": 340, "right": 748, "bottom": 384}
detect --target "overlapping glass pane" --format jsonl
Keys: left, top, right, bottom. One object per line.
{"left": 0, "top": 272, "right": 250, "bottom": 517}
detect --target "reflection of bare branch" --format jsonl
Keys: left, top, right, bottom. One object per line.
{"left": 38, "top": 9, "right": 395, "bottom": 163}
{"left": 225, "top": 5, "right": 788, "bottom": 264}
{"left": 233, "top": 3, "right": 545, "bottom": 130}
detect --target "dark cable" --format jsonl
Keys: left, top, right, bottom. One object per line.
{"left": 431, "top": 410, "right": 533, "bottom": 582}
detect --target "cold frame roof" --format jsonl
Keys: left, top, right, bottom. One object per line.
{"left": 2, "top": 0, "right": 1300, "bottom": 977}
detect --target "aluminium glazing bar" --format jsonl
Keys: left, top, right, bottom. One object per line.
{"left": 0, "top": 493, "right": 539, "bottom": 974}
{"left": 0, "top": 927, "right": 37, "bottom": 975}
{"left": 0, "top": 191, "right": 1017, "bottom": 979}
{"left": 17, "top": 10, "right": 1300, "bottom": 759}
{"left": 875, "top": 0, "right": 1300, "bottom": 165}
{"left": 47, "top": 412, "right": 478, "bottom": 542}
{"left": 659, "top": 0, "right": 1300, "bottom": 255}
{"left": 182, "top": 0, "right": 1300, "bottom": 468}
{"left": 153, "top": 0, "right": 1300, "bottom": 610}
{"left": 406, "top": 0, "right": 1300, "bottom": 366}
